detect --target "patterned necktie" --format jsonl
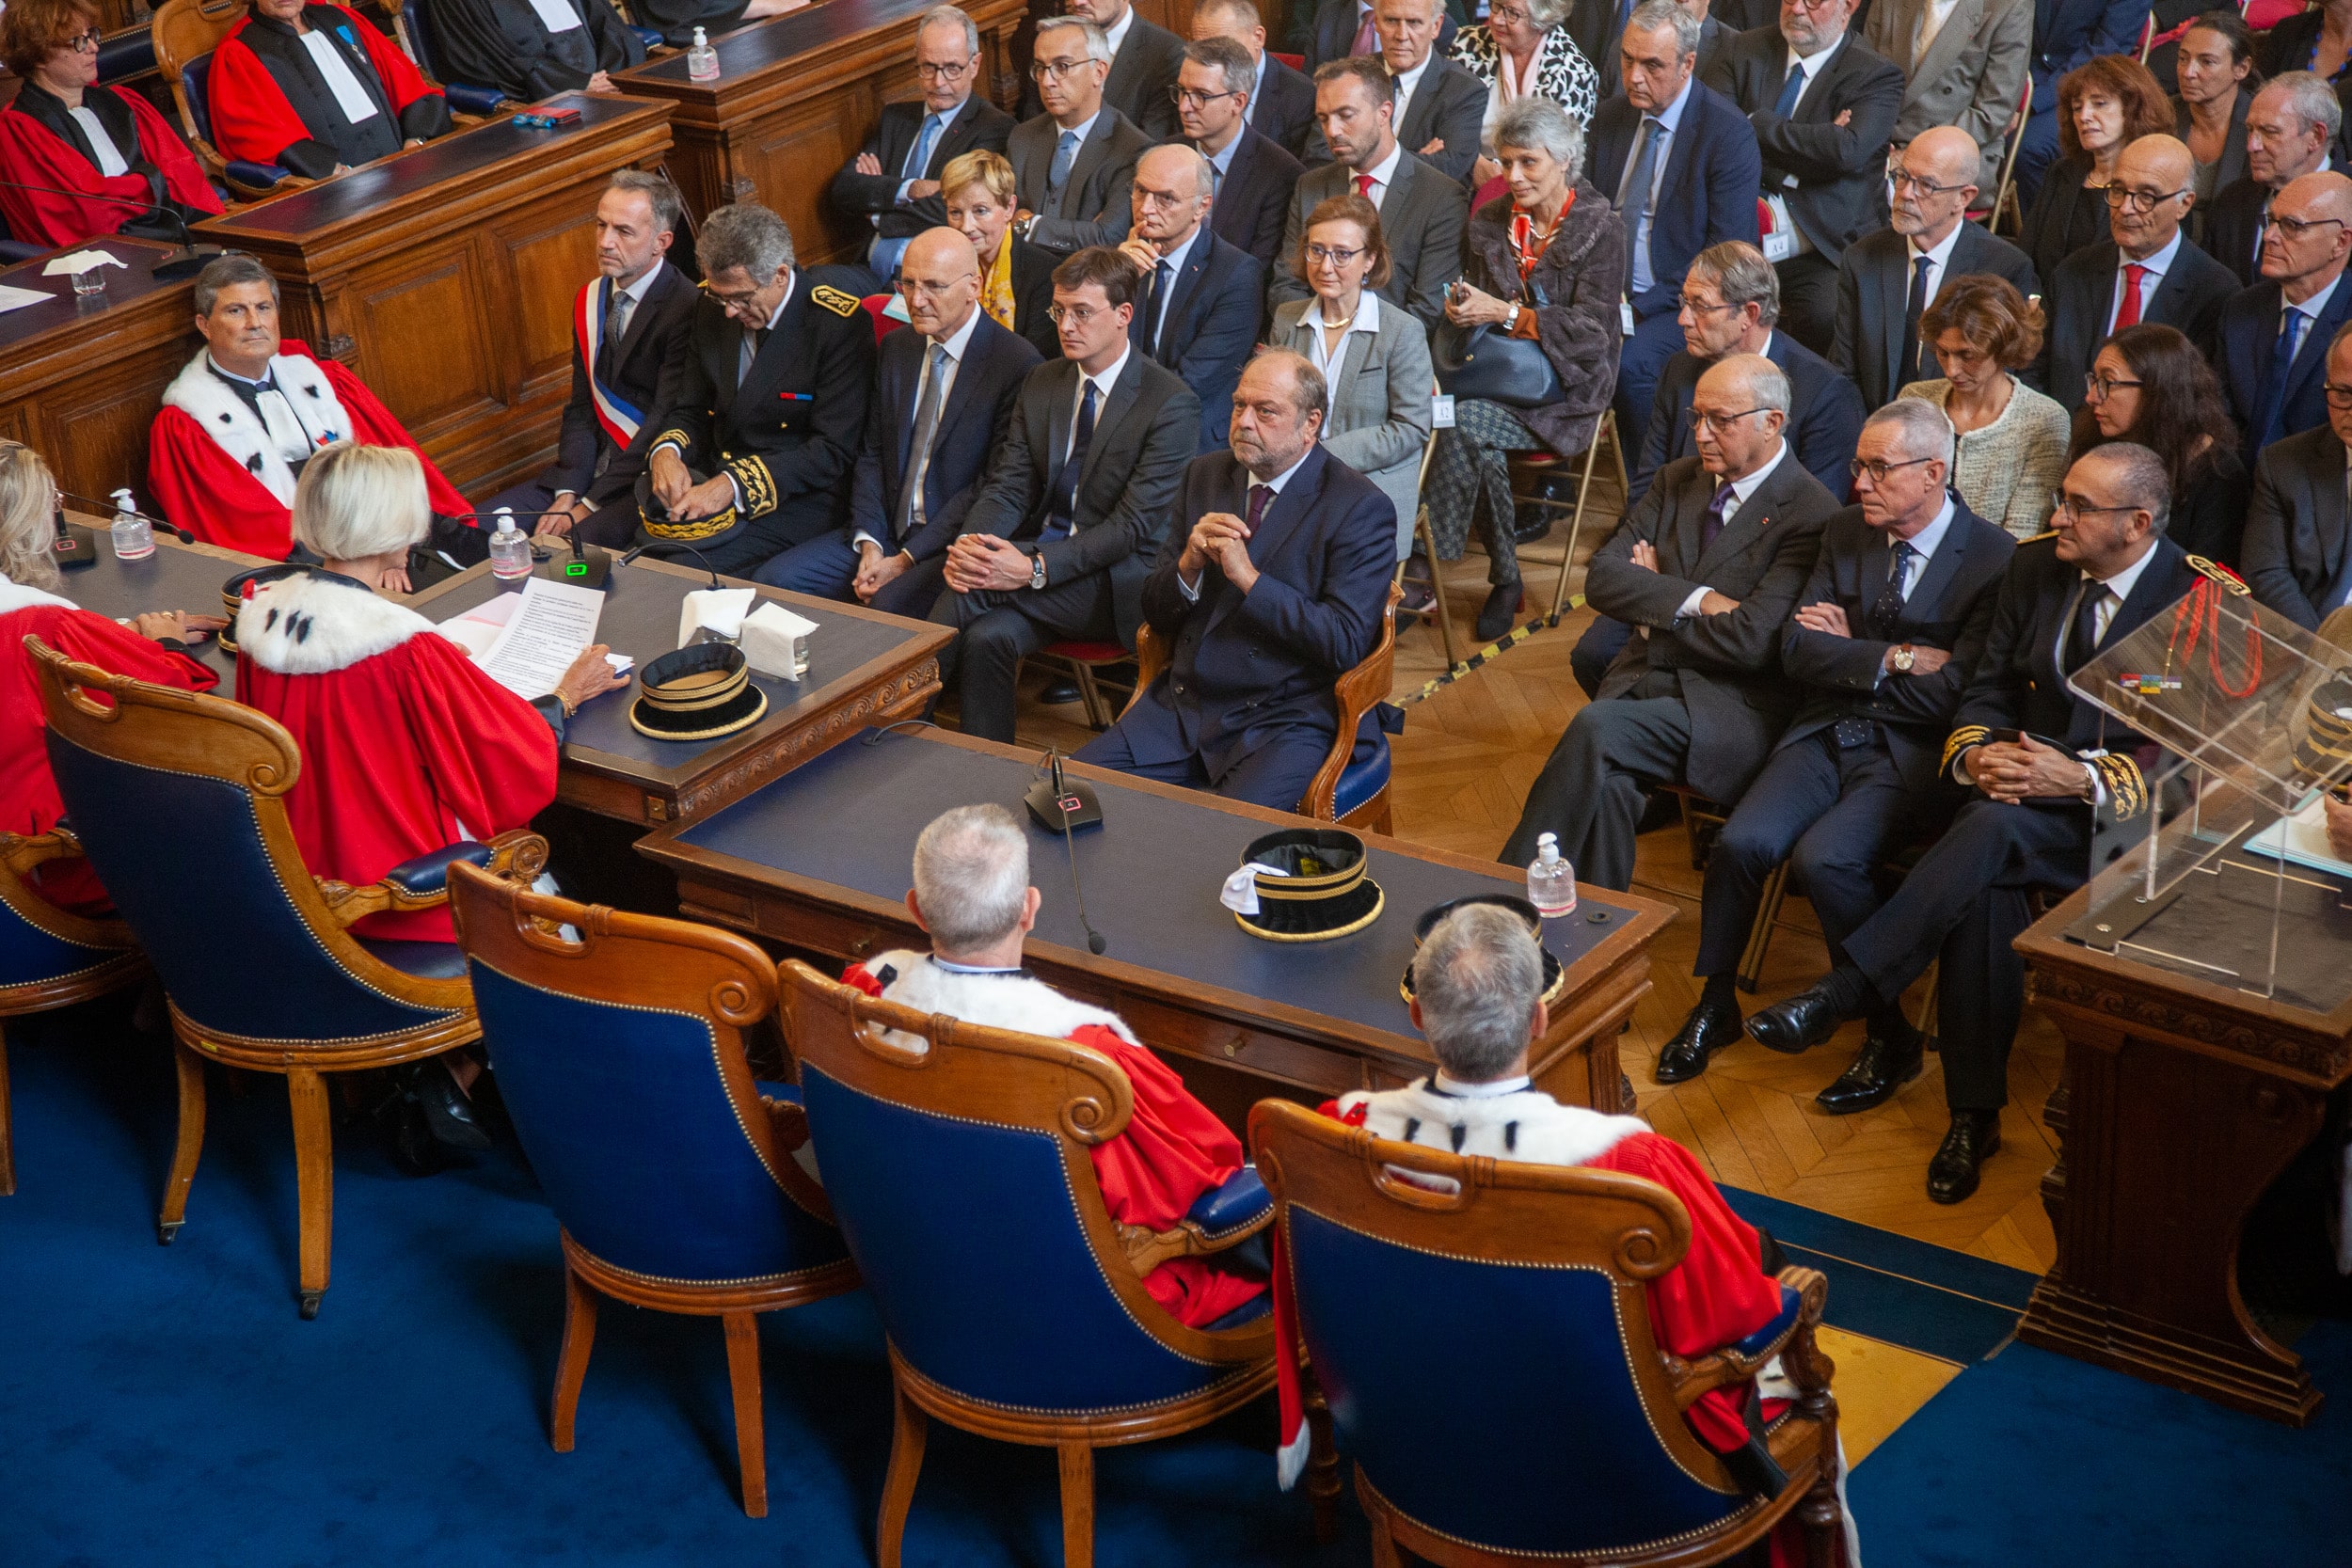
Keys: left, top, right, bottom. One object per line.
{"left": 1902, "top": 253, "right": 1933, "bottom": 386}
{"left": 602, "top": 280, "right": 630, "bottom": 358}
{"left": 899, "top": 342, "right": 950, "bottom": 537}
{"left": 2112, "top": 262, "right": 2147, "bottom": 331}
{"left": 2065, "top": 580, "right": 2111, "bottom": 673}
{"left": 1700, "top": 479, "right": 1736, "bottom": 552}
{"left": 1047, "top": 129, "right": 1079, "bottom": 205}
{"left": 1773, "top": 61, "right": 1804, "bottom": 117}
{"left": 2255, "top": 306, "right": 2310, "bottom": 453}
{"left": 1867, "top": 539, "right": 1915, "bottom": 639}
{"left": 1045, "top": 379, "right": 1099, "bottom": 540}
{"left": 1619, "top": 117, "right": 1662, "bottom": 291}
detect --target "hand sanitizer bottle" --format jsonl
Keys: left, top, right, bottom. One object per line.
{"left": 488, "top": 508, "right": 532, "bottom": 580}
{"left": 687, "top": 26, "right": 720, "bottom": 81}
{"left": 108, "top": 487, "right": 153, "bottom": 561}
{"left": 1527, "top": 832, "right": 1578, "bottom": 918}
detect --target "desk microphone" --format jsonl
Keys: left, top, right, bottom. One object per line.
{"left": 56, "top": 489, "right": 198, "bottom": 543}
{"left": 1026, "top": 750, "right": 1106, "bottom": 955}
{"left": 0, "top": 177, "right": 226, "bottom": 279}
{"left": 617, "top": 538, "right": 725, "bottom": 589}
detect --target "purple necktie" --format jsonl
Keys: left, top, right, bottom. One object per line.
{"left": 1700, "top": 479, "right": 1736, "bottom": 553}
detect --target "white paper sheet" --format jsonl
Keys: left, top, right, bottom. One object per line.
{"left": 0, "top": 284, "right": 55, "bottom": 314}
{"left": 679, "top": 586, "right": 755, "bottom": 646}
{"left": 432, "top": 590, "right": 519, "bottom": 658}
{"left": 469, "top": 578, "right": 605, "bottom": 700}
{"left": 2245, "top": 794, "right": 2352, "bottom": 880}
{"left": 41, "top": 249, "right": 122, "bottom": 277}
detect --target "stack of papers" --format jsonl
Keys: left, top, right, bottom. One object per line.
{"left": 2245, "top": 794, "right": 2352, "bottom": 879}
{"left": 437, "top": 577, "right": 628, "bottom": 700}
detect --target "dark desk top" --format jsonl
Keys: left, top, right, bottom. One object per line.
{"left": 626, "top": 0, "right": 938, "bottom": 86}
{"left": 0, "top": 238, "right": 186, "bottom": 358}
{"left": 52, "top": 530, "right": 267, "bottom": 681}
{"left": 201, "top": 94, "right": 667, "bottom": 237}
{"left": 411, "top": 557, "right": 949, "bottom": 799}
{"left": 644, "top": 727, "right": 1650, "bottom": 1045}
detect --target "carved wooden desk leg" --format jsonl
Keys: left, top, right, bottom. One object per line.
{"left": 2014, "top": 1007, "right": 2328, "bottom": 1425}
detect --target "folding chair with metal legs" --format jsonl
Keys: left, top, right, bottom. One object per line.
{"left": 1549, "top": 409, "right": 1629, "bottom": 621}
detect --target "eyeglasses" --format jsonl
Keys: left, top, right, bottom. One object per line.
{"left": 1306, "top": 243, "right": 1366, "bottom": 264}
{"left": 1889, "top": 170, "right": 1964, "bottom": 198}
{"left": 916, "top": 59, "right": 972, "bottom": 80}
{"left": 1031, "top": 55, "right": 1093, "bottom": 81}
{"left": 1169, "top": 85, "right": 1243, "bottom": 107}
{"left": 2083, "top": 372, "right": 2144, "bottom": 401}
{"left": 64, "top": 27, "right": 101, "bottom": 52}
{"left": 2263, "top": 212, "right": 2347, "bottom": 238}
{"left": 1678, "top": 294, "right": 1737, "bottom": 316}
{"left": 2104, "top": 183, "right": 2188, "bottom": 212}
{"left": 2325, "top": 382, "right": 2352, "bottom": 409}
{"left": 1046, "top": 301, "right": 1111, "bottom": 325}
{"left": 2049, "top": 492, "right": 2142, "bottom": 518}
{"left": 1687, "top": 405, "right": 1769, "bottom": 433}
{"left": 1488, "top": 2, "right": 1534, "bottom": 22}
{"left": 1849, "top": 455, "right": 1936, "bottom": 483}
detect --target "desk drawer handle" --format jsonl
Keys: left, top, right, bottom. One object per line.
{"left": 1224, "top": 1036, "right": 1246, "bottom": 1058}
{"left": 850, "top": 932, "right": 877, "bottom": 959}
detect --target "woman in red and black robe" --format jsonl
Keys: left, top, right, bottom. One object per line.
{"left": 208, "top": 0, "right": 452, "bottom": 180}
{"left": 0, "top": 0, "right": 224, "bottom": 249}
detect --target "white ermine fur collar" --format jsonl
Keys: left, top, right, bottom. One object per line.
{"left": 162, "top": 347, "right": 353, "bottom": 506}
{"left": 863, "top": 950, "right": 1143, "bottom": 1050}
{"left": 0, "top": 578, "right": 76, "bottom": 614}
{"left": 1337, "top": 1079, "right": 1648, "bottom": 1168}
{"left": 235, "top": 571, "right": 431, "bottom": 675}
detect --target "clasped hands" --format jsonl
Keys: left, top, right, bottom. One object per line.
{"left": 853, "top": 540, "right": 912, "bottom": 601}
{"left": 942, "top": 533, "right": 1033, "bottom": 594}
{"left": 1178, "top": 511, "right": 1259, "bottom": 595}
{"left": 1965, "top": 737, "right": 2090, "bottom": 804}
{"left": 648, "top": 448, "right": 737, "bottom": 524}
{"left": 1627, "top": 540, "right": 1737, "bottom": 615}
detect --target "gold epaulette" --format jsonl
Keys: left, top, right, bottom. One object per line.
{"left": 726, "top": 453, "right": 777, "bottom": 515}
{"left": 809, "top": 284, "right": 861, "bottom": 318}
{"left": 1942, "top": 724, "right": 1990, "bottom": 773}
{"left": 2090, "top": 752, "right": 2147, "bottom": 821}
{"left": 2185, "top": 554, "right": 2252, "bottom": 595}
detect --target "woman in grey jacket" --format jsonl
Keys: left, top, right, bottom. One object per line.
{"left": 1267, "top": 192, "right": 1435, "bottom": 561}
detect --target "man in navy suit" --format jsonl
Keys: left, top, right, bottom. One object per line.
{"left": 2243, "top": 323, "right": 2352, "bottom": 628}
{"left": 1748, "top": 443, "right": 2202, "bottom": 1204}
{"left": 1657, "top": 401, "right": 2017, "bottom": 1104}
{"left": 1301, "top": 0, "right": 1457, "bottom": 71}
{"left": 1177, "top": 37, "right": 1305, "bottom": 271}
{"left": 2217, "top": 170, "right": 2352, "bottom": 458}
{"left": 1192, "top": 0, "right": 1318, "bottom": 158}
{"left": 827, "top": 6, "right": 1015, "bottom": 285}
{"left": 1588, "top": 1, "right": 1763, "bottom": 456}
{"left": 756, "top": 229, "right": 1041, "bottom": 613}
{"left": 1120, "top": 145, "right": 1263, "bottom": 451}
{"left": 1075, "top": 351, "right": 1397, "bottom": 808}
{"left": 2014, "top": 0, "right": 2154, "bottom": 204}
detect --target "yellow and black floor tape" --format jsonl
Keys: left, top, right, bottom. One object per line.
{"left": 1403, "top": 594, "right": 1585, "bottom": 705}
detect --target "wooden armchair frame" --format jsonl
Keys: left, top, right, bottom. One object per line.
{"left": 1123, "top": 581, "right": 1405, "bottom": 831}
{"left": 153, "top": 0, "right": 316, "bottom": 198}
{"left": 29, "top": 637, "right": 546, "bottom": 1318}
{"left": 1249, "top": 1099, "right": 1841, "bottom": 1568}
{"left": 780, "top": 959, "right": 1293, "bottom": 1568}
{"left": 0, "top": 825, "right": 150, "bottom": 1196}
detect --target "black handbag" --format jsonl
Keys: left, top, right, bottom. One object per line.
{"left": 1431, "top": 277, "right": 1564, "bottom": 409}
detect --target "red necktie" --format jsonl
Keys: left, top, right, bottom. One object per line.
{"left": 2113, "top": 263, "right": 2147, "bottom": 330}
{"left": 1354, "top": 172, "right": 1375, "bottom": 198}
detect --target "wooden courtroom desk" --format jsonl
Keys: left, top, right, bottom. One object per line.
{"left": 404, "top": 554, "right": 950, "bottom": 827}
{"left": 49, "top": 525, "right": 268, "bottom": 680}
{"left": 193, "top": 93, "right": 675, "bottom": 496}
{"left": 637, "top": 727, "right": 1673, "bottom": 1132}
{"left": 613, "top": 0, "right": 1029, "bottom": 268}
{"left": 0, "top": 240, "right": 199, "bottom": 511}
{"left": 2014, "top": 885, "right": 2352, "bottom": 1425}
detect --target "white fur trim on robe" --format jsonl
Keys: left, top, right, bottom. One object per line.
{"left": 160, "top": 347, "right": 352, "bottom": 507}
{"left": 857, "top": 950, "right": 1143, "bottom": 1050}
{"left": 1336, "top": 1080, "right": 1651, "bottom": 1167}
{"left": 234, "top": 570, "right": 432, "bottom": 676}
{"left": 0, "top": 578, "right": 78, "bottom": 614}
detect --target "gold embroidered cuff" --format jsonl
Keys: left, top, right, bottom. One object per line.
{"left": 2091, "top": 753, "right": 2147, "bottom": 821}
{"left": 727, "top": 454, "right": 776, "bottom": 517}
{"left": 1942, "top": 725, "right": 1990, "bottom": 774}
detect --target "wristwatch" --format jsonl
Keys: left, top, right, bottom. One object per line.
{"left": 1029, "top": 551, "right": 1048, "bottom": 591}
{"left": 1505, "top": 302, "right": 1523, "bottom": 333}
{"left": 1890, "top": 644, "right": 1915, "bottom": 673}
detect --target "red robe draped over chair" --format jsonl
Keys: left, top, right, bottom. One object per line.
{"left": 0, "top": 87, "right": 223, "bottom": 249}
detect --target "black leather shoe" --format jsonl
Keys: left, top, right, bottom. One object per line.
{"left": 1656, "top": 998, "right": 1742, "bottom": 1084}
{"left": 1926, "top": 1110, "right": 2001, "bottom": 1205}
{"left": 1475, "top": 581, "right": 1525, "bottom": 642}
{"left": 1037, "top": 678, "right": 1084, "bottom": 706}
{"left": 1745, "top": 983, "right": 1850, "bottom": 1054}
{"left": 1815, "top": 1024, "right": 1926, "bottom": 1115}
{"left": 415, "top": 1064, "right": 493, "bottom": 1152}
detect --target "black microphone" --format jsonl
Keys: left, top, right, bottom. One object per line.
{"left": 617, "top": 538, "right": 724, "bottom": 589}
{"left": 1026, "top": 750, "right": 1107, "bottom": 955}
{"left": 0, "top": 176, "right": 226, "bottom": 280}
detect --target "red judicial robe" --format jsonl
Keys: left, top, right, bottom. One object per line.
{"left": 0, "top": 87, "right": 223, "bottom": 250}
{"left": 207, "top": 5, "right": 446, "bottom": 173}
{"left": 841, "top": 952, "right": 1268, "bottom": 1328}
{"left": 0, "top": 580, "right": 218, "bottom": 914}
{"left": 231, "top": 570, "right": 556, "bottom": 942}
{"left": 148, "top": 341, "right": 470, "bottom": 560}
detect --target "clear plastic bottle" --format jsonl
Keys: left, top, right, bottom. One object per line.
{"left": 687, "top": 26, "right": 719, "bottom": 81}
{"left": 1527, "top": 832, "right": 1578, "bottom": 918}
{"left": 108, "top": 487, "right": 152, "bottom": 561}
{"left": 487, "top": 508, "right": 532, "bottom": 579}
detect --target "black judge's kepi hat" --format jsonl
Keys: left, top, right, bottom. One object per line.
{"left": 1398, "top": 895, "right": 1568, "bottom": 1007}
{"left": 628, "top": 642, "right": 768, "bottom": 742}
{"left": 1232, "top": 827, "right": 1384, "bottom": 942}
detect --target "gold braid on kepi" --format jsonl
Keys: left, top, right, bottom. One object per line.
{"left": 1942, "top": 725, "right": 1990, "bottom": 774}
{"left": 726, "top": 454, "right": 777, "bottom": 517}
{"left": 2090, "top": 752, "right": 2147, "bottom": 821}
{"left": 2290, "top": 674, "right": 2352, "bottom": 784}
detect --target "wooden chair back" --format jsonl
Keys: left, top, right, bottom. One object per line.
{"left": 151, "top": 0, "right": 247, "bottom": 153}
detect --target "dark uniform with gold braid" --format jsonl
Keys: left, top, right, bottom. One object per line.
{"left": 644, "top": 277, "right": 877, "bottom": 576}
{"left": 1752, "top": 531, "right": 2207, "bottom": 1199}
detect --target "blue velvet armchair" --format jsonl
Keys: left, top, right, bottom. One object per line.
{"left": 1248, "top": 1098, "right": 1843, "bottom": 1568}
{"left": 779, "top": 959, "right": 1293, "bottom": 1568}
{"left": 28, "top": 637, "right": 546, "bottom": 1318}
{"left": 448, "top": 864, "right": 858, "bottom": 1518}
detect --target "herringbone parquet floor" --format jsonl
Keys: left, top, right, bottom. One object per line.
{"left": 1016, "top": 490, "right": 2059, "bottom": 1275}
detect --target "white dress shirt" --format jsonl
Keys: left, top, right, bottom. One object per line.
{"left": 852, "top": 304, "right": 983, "bottom": 551}
{"left": 2106, "top": 228, "right": 2183, "bottom": 336}
{"left": 604, "top": 257, "right": 665, "bottom": 346}
{"left": 1891, "top": 496, "right": 1956, "bottom": 602}
{"left": 1676, "top": 439, "right": 1788, "bottom": 619}
{"left": 2281, "top": 270, "right": 2342, "bottom": 355}
{"left": 1177, "top": 444, "right": 1314, "bottom": 598}
{"left": 1102, "top": 6, "right": 1135, "bottom": 59}
{"left": 1302, "top": 289, "right": 1381, "bottom": 377}
{"left": 653, "top": 275, "right": 793, "bottom": 508}
{"left": 1781, "top": 39, "right": 1841, "bottom": 118}
{"left": 2076, "top": 539, "right": 2159, "bottom": 652}
{"left": 207, "top": 356, "right": 321, "bottom": 466}
{"left": 1389, "top": 55, "right": 1433, "bottom": 135}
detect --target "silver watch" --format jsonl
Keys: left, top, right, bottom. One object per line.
{"left": 1029, "top": 552, "right": 1048, "bottom": 591}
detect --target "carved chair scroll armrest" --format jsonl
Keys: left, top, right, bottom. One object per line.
{"left": 1116, "top": 1166, "right": 1274, "bottom": 1275}
{"left": 760, "top": 1092, "right": 811, "bottom": 1152}
{"left": 0, "top": 827, "right": 87, "bottom": 878}
{"left": 1661, "top": 1264, "right": 1828, "bottom": 1411}
{"left": 1303, "top": 584, "right": 1400, "bottom": 819}
{"left": 312, "top": 832, "right": 548, "bottom": 928}
{"left": 1116, "top": 621, "right": 1173, "bottom": 722}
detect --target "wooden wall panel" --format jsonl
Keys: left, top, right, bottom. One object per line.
{"left": 348, "top": 253, "right": 503, "bottom": 436}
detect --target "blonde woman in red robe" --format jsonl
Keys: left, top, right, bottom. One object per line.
{"left": 0, "top": 442, "right": 224, "bottom": 915}
{"left": 232, "top": 441, "right": 625, "bottom": 1152}
{"left": 840, "top": 802, "right": 1267, "bottom": 1329}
